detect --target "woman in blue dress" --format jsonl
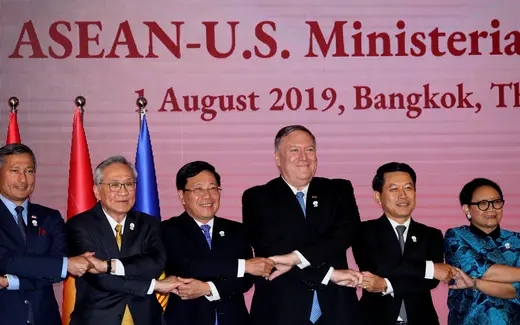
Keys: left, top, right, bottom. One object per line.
{"left": 445, "top": 178, "right": 520, "bottom": 325}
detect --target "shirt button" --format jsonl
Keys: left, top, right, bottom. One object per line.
{"left": 24, "top": 300, "right": 29, "bottom": 304}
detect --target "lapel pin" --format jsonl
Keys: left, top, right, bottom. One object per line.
{"left": 32, "top": 220, "right": 38, "bottom": 227}
{"left": 313, "top": 201, "right": 318, "bottom": 208}
{"left": 505, "top": 243, "right": 510, "bottom": 249}
{"left": 219, "top": 231, "right": 225, "bottom": 237}
{"left": 411, "top": 236, "right": 417, "bottom": 242}
{"left": 129, "top": 223, "right": 135, "bottom": 231}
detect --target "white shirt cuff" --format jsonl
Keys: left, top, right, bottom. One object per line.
{"left": 237, "top": 259, "right": 245, "bottom": 278}
{"left": 113, "top": 259, "right": 125, "bottom": 276}
{"left": 425, "top": 261, "right": 434, "bottom": 279}
{"left": 382, "top": 278, "right": 394, "bottom": 296}
{"left": 294, "top": 250, "right": 310, "bottom": 269}
{"left": 205, "top": 281, "right": 220, "bottom": 301}
{"left": 321, "top": 267, "right": 334, "bottom": 285}
{"left": 147, "top": 279, "right": 156, "bottom": 295}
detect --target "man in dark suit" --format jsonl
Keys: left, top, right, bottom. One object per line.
{"left": 352, "top": 162, "right": 456, "bottom": 325}
{"left": 67, "top": 155, "right": 176, "bottom": 325}
{"left": 242, "top": 125, "right": 364, "bottom": 325}
{"left": 162, "top": 161, "right": 274, "bottom": 325}
{"left": 0, "top": 143, "right": 93, "bottom": 325}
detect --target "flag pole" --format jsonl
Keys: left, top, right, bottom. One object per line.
{"left": 75, "top": 95, "right": 86, "bottom": 115}
{"left": 8, "top": 96, "right": 19, "bottom": 113}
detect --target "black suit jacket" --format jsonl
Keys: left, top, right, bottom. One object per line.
{"left": 0, "top": 200, "right": 66, "bottom": 325}
{"left": 161, "top": 212, "right": 254, "bottom": 325}
{"left": 352, "top": 216, "right": 443, "bottom": 325}
{"left": 66, "top": 202, "right": 166, "bottom": 325}
{"left": 242, "top": 177, "right": 361, "bottom": 325}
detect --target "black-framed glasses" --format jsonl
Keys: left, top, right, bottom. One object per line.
{"left": 100, "top": 182, "right": 137, "bottom": 192}
{"left": 469, "top": 199, "right": 504, "bottom": 211}
{"left": 183, "top": 186, "right": 221, "bottom": 196}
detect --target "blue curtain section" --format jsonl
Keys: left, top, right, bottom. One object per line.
{"left": 134, "top": 115, "right": 161, "bottom": 220}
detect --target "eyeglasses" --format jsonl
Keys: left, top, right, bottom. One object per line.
{"left": 183, "top": 186, "right": 221, "bottom": 196}
{"left": 100, "top": 182, "right": 137, "bottom": 192}
{"left": 469, "top": 199, "right": 505, "bottom": 211}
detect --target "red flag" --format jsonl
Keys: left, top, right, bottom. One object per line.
{"left": 62, "top": 108, "right": 96, "bottom": 325}
{"left": 6, "top": 111, "right": 21, "bottom": 144}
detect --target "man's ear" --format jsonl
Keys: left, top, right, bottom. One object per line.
{"left": 374, "top": 191, "right": 381, "bottom": 205}
{"left": 177, "top": 190, "right": 185, "bottom": 205}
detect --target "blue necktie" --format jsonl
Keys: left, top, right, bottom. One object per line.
{"left": 200, "top": 224, "right": 212, "bottom": 248}
{"left": 295, "top": 192, "right": 322, "bottom": 323}
{"left": 200, "top": 224, "right": 218, "bottom": 325}
{"left": 15, "top": 206, "right": 35, "bottom": 324}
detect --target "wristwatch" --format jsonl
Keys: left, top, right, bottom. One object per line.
{"left": 105, "top": 260, "right": 112, "bottom": 274}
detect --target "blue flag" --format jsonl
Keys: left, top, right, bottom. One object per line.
{"left": 134, "top": 115, "right": 160, "bottom": 220}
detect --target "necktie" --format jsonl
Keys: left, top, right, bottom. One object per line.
{"left": 200, "top": 224, "right": 218, "bottom": 325}
{"left": 395, "top": 225, "right": 408, "bottom": 322}
{"left": 295, "top": 192, "right": 322, "bottom": 323}
{"left": 295, "top": 191, "right": 306, "bottom": 218}
{"left": 115, "top": 224, "right": 134, "bottom": 325}
{"left": 200, "top": 224, "right": 212, "bottom": 249}
{"left": 15, "top": 206, "right": 35, "bottom": 324}
{"left": 15, "top": 206, "right": 26, "bottom": 243}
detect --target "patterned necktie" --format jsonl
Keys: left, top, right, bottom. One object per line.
{"left": 200, "top": 224, "right": 218, "bottom": 325}
{"left": 200, "top": 224, "right": 212, "bottom": 249}
{"left": 395, "top": 225, "right": 408, "bottom": 322}
{"left": 115, "top": 224, "right": 134, "bottom": 325}
{"left": 15, "top": 206, "right": 26, "bottom": 243}
{"left": 295, "top": 192, "right": 322, "bottom": 323}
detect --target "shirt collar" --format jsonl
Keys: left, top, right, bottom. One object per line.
{"left": 101, "top": 208, "right": 127, "bottom": 234}
{"left": 194, "top": 217, "right": 215, "bottom": 237}
{"left": 0, "top": 193, "right": 29, "bottom": 219}
{"left": 469, "top": 223, "right": 500, "bottom": 240}
{"left": 281, "top": 176, "right": 310, "bottom": 197}
{"left": 387, "top": 216, "right": 412, "bottom": 229}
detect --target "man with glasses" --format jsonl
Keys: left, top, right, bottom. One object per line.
{"left": 66, "top": 155, "right": 178, "bottom": 325}
{"left": 162, "top": 161, "right": 274, "bottom": 325}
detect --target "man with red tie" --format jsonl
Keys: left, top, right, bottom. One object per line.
{"left": 0, "top": 143, "right": 93, "bottom": 325}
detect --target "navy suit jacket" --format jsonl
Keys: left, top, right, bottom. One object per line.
{"left": 66, "top": 202, "right": 166, "bottom": 325}
{"left": 352, "top": 216, "right": 443, "bottom": 325}
{"left": 162, "top": 213, "right": 254, "bottom": 325}
{"left": 242, "top": 177, "right": 361, "bottom": 325}
{"left": 0, "top": 199, "right": 67, "bottom": 325}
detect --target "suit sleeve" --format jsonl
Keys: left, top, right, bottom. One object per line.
{"left": 162, "top": 223, "right": 240, "bottom": 279}
{"left": 299, "top": 179, "right": 361, "bottom": 266}
{"left": 67, "top": 218, "right": 157, "bottom": 297}
{"left": 118, "top": 216, "right": 165, "bottom": 278}
{"left": 390, "top": 228, "right": 443, "bottom": 296}
{"left": 0, "top": 211, "right": 66, "bottom": 281}
{"left": 211, "top": 228, "right": 254, "bottom": 300}
{"left": 242, "top": 187, "right": 331, "bottom": 286}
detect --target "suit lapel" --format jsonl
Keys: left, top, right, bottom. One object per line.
{"left": 0, "top": 199, "right": 24, "bottom": 244}
{"left": 273, "top": 177, "right": 306, "bottom": 222}
{"left": 92, "top": 203, "right": 121, "bottom": 258}
{"left": 179, "top": 212, "right": 212, "bottom": 253}
{"left": 379, "top": 216, "right": 402, "bottom": 256}
{"left": 305, "top": 179, "right": 323, "bottom": 222}
{"left": 27, "top": 203, "right": 39, "bottom": 238}
{"left": 121, "top": 211, "right": 138, "bottom": 254}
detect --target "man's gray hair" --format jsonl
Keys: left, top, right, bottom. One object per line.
{"left": 94, "top": 155, "right": 138, "bottom": 186}
{"left": 274, "top": 125, "right": 316, "bottom": 152}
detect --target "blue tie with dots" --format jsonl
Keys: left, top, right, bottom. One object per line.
{"left": 295, "top": 192, "right": 322, "bottom": 323}
{"left": 200, "top": 224, "right": 218, "bottom": 325}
